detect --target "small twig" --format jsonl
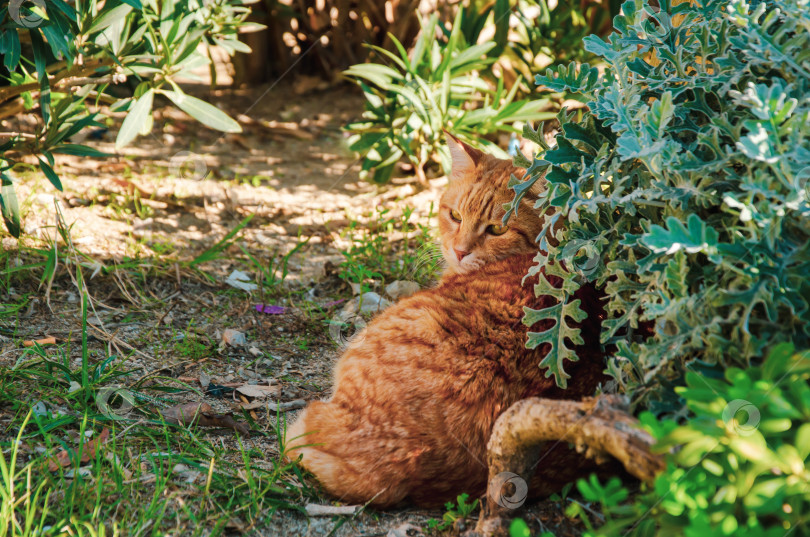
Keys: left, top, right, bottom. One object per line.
{"left": 304, "top": 504, "right": 361, "bottom": 517}
{"left": 0, "top": 57, "right": 112, "bottom": 103}
{"left": 65, "top": 74, "right": 126, "bottom": 87}
{"left": 133, "top": 365, "right": 185, "bottom": 385}
{"left": 23, "top": 337, "right": 57, "bottom": 347}
{"left": 155, "top": 301, "right": 179, "bottom": 328}
{"left": 0, "top": 99, "right": 25, "bottom": 122}
{"left": 114, "top": 419, "right": 146, "bottom": 441}
{"left": 567, "top": 498, "right": 605, "bottom": 523}
{"left": 266, "top": 399, "right": 306, "bottom": 412}
{"left": 0, "top": 132, "right": 38, "bottom": 139}
{"left": 88, "top": 324, "right": 153, "bottom": 362}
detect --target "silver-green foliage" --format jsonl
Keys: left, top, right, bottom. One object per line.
{"left": 0, "top": 0, "right": 258, "bottom": 237}
{"left": 511, "top": 0, "right": 810, "bottom": 405}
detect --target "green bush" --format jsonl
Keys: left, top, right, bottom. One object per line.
{"left": 0, "top": 0, "right": 259, "bottom": 237}
{"left": 504, "top": 0, "right": 619, "bottom": 93}
{"left": 343, "top": 0, "right": 620, "bottom": 184}
{"left": 568, "top": 343, "right": 810, "bottom": 537}
{"left": 344, "top": 6, "right": 556, "bottom": 184}
{"left": 513, "top": 0, "right": 810, "bottom": 404}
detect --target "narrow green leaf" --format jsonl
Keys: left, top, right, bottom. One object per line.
{"left": 2, "top": 31, "right": 20, "bottom": 71}
{"left": 30, "top": 30, "right": 50, "bottom": 126}
{"left": 162, "top": 90, "right": 242, "bottom": 133}
{"left": 116, "top": 89, "right": 154, "bottom": 149}
{"left": 52, "top": 144, "right": 111, "bottom": 158}
{"left": 38, "top": 158, "right": 63, "bottom": 191}
{"left": 119, "top": 0, "right": 143, "bottom": 10}
{"left": 49, "top": 0, "right": 78, "bottom": 18}
{"left": 0, "top": 178, "right": 21, "bottom": 237}
{"left": 88, "top": 3, "right": 133, "bottom": 34}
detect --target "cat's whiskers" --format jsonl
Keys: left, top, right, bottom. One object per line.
{"left": 409, "top": 242, "right": 446, "bottom": 280}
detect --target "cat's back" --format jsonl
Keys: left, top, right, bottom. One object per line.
{"left": 335, "top": 254, "right": 543, "bottom": 375}
{"left": 332, "top": 253, "right": 604, "bottom": 406}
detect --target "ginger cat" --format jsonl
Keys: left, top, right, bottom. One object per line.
{"left": 285, "top": 134, "right": 607, "bottom": 507}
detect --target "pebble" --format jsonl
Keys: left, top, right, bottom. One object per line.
{"left": 343, "top": 292, "right": 392, "bottom": 315}
{"left": 385, "top": 280, "right": 420, "bottom": 300}
{"left": 222, "top": 329, "right": 247, "bottom": 347}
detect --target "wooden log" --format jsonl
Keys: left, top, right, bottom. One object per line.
{"left": 470, "top": 395, "right": 665, "bottom": 537}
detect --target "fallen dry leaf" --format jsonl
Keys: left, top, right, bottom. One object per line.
{"left": 238, "top": 395, "right": 260, "bottom": 421}
{"left": 239, "top": 400, "right": 264, "bottom": 410}
{"left": 161, "top": 402, "right": 249, "bottom": 436}
{"left": 235, "top": 384, "right": 280, "bottom": 399}
{"left": 111, "top": 177, "right": 152, "bottom": 197}
{"left": 49, "top": 427, "right": 110, "bottom": 471}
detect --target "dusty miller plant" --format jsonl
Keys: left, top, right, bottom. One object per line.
{"left": 509, "top": 0, "right": 810, "bottom": 409}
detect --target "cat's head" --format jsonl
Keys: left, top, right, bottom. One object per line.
{"left": 438, "top": 132, "right": 544, "bottom": 275}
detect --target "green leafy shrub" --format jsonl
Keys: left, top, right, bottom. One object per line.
{"left": 343, "top": 0, "right": 622, "bottom": 185}
{"left": 570, "top": 344, "right": 810, "bottom": 537}
{"left": 513, "top": 0, "right": 810, "bottom": 405}
{"left": 343, "top": 5, "right": 558, "bottom": 184}
{"left": 503, "top": 0, "right": 619, "bottom": 93}
{"left": 0, "top": 0, "right": 259, "bottom": 237}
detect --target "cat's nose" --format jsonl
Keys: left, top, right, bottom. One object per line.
{"left": 454, "top": 248, "right": 470, "bottom": 262}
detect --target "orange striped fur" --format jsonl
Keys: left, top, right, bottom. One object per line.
{"left": 285, "top": 138, "right": 607, "bottom": 507}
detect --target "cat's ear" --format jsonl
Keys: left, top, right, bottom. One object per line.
{"left": 444, "top": 130, "right": 484, "bottom": 181}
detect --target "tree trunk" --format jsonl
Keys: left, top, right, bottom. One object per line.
{"left": 469, "top": 395, "right": 665, "bottom": 537}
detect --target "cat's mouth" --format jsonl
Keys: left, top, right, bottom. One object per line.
{"left": 442, "top": 247, "right": 486, "bottom": 274}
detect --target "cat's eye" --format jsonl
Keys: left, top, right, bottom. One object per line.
{"left": 486, "top": 223, "right": 509, "bottom": 236}
{"left": 450, "top": 209, "right": 462, "bottom": 223}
